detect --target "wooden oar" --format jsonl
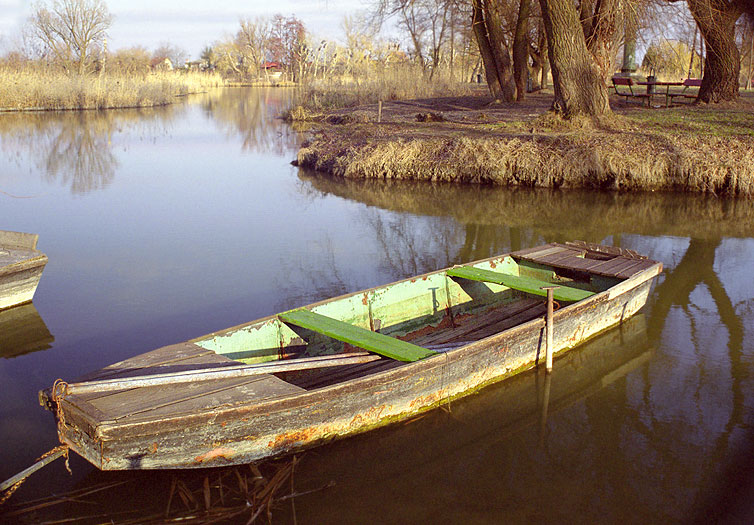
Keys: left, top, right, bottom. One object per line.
{"left": 58, "top": 353, "right": 380, "bottom": 396}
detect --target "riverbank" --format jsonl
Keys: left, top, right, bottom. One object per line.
{"left": 0, "top": 68, "right": 224, "bottom": 111}
{"left": 294, "top": 90, "right": 754, "bottom": 196}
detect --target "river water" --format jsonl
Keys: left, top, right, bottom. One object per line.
{"left": 1, "top": 88, "right": 753, "bottom": 523}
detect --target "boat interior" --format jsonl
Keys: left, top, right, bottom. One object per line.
{"left": 190, "top": 242, "right": 653, "bottom": 390}
{"left": 45, "top": 243, "right": 658, "bottom": 434}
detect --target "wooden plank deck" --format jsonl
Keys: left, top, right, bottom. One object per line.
{"left": 511, "top": 242, "right": 652, "bottom": 279}
{"left": 59, "top": 342, "right": 305, "bottom": 427}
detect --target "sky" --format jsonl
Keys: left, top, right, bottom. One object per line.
{"left": 0, "top": 0, "right": 365, "bottom": 60}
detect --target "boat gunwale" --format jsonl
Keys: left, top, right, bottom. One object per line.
{"left": 87, "top": 260, "right": 663, "bottom": 440}
{"left": 0, "top": 253, "right": 48, "bottom": 278}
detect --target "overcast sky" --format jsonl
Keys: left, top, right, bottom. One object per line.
{"left": 0, "top": 0, "right": 366, "bottom": 59}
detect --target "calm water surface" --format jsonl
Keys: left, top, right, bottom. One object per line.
{"left": 1, "top": 88, "right": 753, "bottom": 523}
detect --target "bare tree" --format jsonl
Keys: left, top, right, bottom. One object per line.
{"left": 512, "top": 0, "right": 533, "bottom": 99}
{"left": 373, "top": 0, "right": 458, "bottom": 79}
{"left": 529, "top": 14, "right": 549, "bottom": 90}
{"left": 237, "top": 17, "right": 272, "bottom": 79}
{"left": 110, "top": 46, "right": 150, "bottom": 75}
{"left": 29, "top": 0, "right": 112, "bottom": 75}
{"left": 472, "top": 0, "right": 516, "bottom": 101}
{"left": 269, "top": 14, "right": 307, "bottom": 82}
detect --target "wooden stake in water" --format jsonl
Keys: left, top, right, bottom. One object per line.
{"left": 541, "top": 286, "right": 560, "bottom": 373}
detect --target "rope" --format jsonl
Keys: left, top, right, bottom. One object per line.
{"left": 0, "top": 446, "right": 69, "bottom": 505}
{"left": 51, "top": 379, "right": 72, "bottom": 474}
{"left": 1, "top": 380, "right": 73, "bottom": 505}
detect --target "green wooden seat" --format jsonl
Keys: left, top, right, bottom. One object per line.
{"left": 447, "top": 266, "right": 595, "bottom": 303}
{"left": 279, "top": 309, "right": 437, "bottom": 362}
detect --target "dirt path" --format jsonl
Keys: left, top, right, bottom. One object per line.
{"left": 325, "top": 88, "right": 754, "bottom": 128}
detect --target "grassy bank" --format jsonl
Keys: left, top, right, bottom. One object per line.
{"left": 295, "top": 93, "right": 754, "bottom": 196}
{"left": 0, "top": 67, "right": 225, "bottom": 111}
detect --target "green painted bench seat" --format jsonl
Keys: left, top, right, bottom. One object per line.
{"left": 279, "top": 309, "right": 437, "bottom": 362}
{"left": 446, "top": 266, "right": 595, "bottom": 303}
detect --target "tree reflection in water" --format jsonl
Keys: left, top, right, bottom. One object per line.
{"left": 200, "top": 87, "right": 303, "bottom": 155}
{"left": 0, "top": 107, "right": 177, "bottom": 195}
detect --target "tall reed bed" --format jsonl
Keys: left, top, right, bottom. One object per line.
{"left": 0, "top": 67, "right": 225, "bottom": 111}
{"left": 285, "top": 65, "right": 474, "bottom": 120}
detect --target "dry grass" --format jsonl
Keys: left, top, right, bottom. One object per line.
{"left": 0, "top": 67, "right": 225, "bottom": 111}
{"left": 3, "top": 456, "right": 322, "bottom": 523}
{"left": 297, "top": 121, "right": 754, "bottom": 196}
{"left": 295, "top": 89, "right": 754, "bottom": 196}
{"left": 284, "top": 66, "right": 474, "bottom": 121}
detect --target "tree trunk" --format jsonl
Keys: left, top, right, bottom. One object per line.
{"left": 530, "top": 53, "right": 542, "bottom": 91}
{"left": 538, "top": 21, "right": 549, "bottom": 89}
{"left": 538, "top": 0, "right": 611, "bottom": 117}
{"left": 687, "top": 0, "right": 743, "bottom": 103}
{"left": 513, "top": 0, "right": 532, "bottom": 100}
{"left": 471, "top": 0, "right": 515, "bottom": 102}
{"left": 541, "top": 47, "right": 550, "bottom": 89}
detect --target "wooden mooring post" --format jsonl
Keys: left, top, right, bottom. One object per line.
{"left": 541, "top": 286, "right": 560, "bottom": 373}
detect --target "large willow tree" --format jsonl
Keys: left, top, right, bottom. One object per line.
{"left": 682, "top": 0, "right": 747, "bottom": 103}
{"left": 538, "top": 0, "right": 622, "bottom": 118}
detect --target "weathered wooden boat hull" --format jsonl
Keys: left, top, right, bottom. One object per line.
{"left": 0, "top": 231, "right": 48, "bottom": 311}
{"left": 44, "top": 243, "right": 661, "bottom": 470}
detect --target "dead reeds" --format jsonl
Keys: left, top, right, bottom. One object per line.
{"left": 283, "top": 65, "right": 474, "bottom": 121}
{"left": 296, "top": 108, "right": 754, "bottom": 196}
{"left": 0, "top": 67, "right": 225, "bottom": 111}
{"left": 2, "top": 455, "right": 326, "bottom": 524}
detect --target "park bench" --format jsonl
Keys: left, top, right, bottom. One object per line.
{"left": 667, "top": 78, "right": 701, "bottom": 105}
{"left": 611, "top": 77, "right": 652, "bottom": 106}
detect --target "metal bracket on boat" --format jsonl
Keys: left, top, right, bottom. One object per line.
{"left": 540, "top": 286, "right": 560, "bottom": 373}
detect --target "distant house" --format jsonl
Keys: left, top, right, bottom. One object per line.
{"left": 261, "top": 61, "right": 283, "bottom": 81}
{"left": 186, "top": 60, "right": 206, "bottom": 71}
{"left": 150, "top": 57, "right": 173, "bottom": 71}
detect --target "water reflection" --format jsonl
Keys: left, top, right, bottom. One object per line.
{"left": 298, "top": 172, "right": 754, "bottom": 241}
{"left": 0, "top": 303, "right": 54, "bottom": 358}
{"left": 200, "top": 87, "right": 302, "bottom": 155}
{"left": 0, "top": 88, "right": 301, "bottom": 197}
{"left": 0, "top": 107, "right": 178, "bottom": 194}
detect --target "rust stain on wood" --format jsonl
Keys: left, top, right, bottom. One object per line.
{"left": 268, "top": 428, "right": 317, "bottom": 450}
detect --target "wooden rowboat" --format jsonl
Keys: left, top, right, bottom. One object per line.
{"left": 0, "top": 231, "right": 48, "bottom": 311}
{"left": 40, "top": 241, "right": 661, "bottom": 470}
